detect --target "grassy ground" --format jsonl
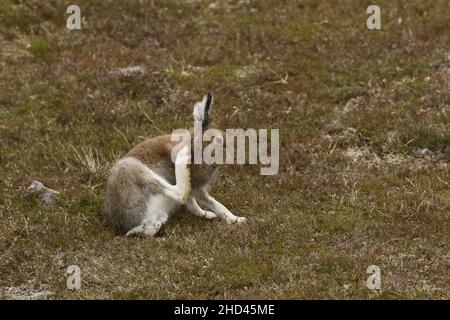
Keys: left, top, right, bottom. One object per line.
{"left": 0, "top": 0, "right": 449, "bottom": 299}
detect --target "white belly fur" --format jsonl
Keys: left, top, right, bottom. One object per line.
{"left": 146, "top": 193, "right": 179, "bottom": 224}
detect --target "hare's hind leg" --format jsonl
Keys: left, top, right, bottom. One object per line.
{"left": 157, "top": 145, "right": 190, "bottom": 203}
{"left": 131, "top": 146, "right": 191, "bottom": 204}
{"left": 126, "top": 195, "right": 175, "bottom": 237}
{"left": 110, "top": 147, "right": 190, "bottom": 236}
{"left": 123, "top": 147, "right": 190, "bottom": 237}
{"left": 126, "top": 219, "right": 162, "bottom": 237}
{"left": 171, "top": 145, "right": 191, "bottom": 203}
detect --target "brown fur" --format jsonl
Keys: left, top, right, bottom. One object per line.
{"left": 126, "top": 131, "right": 221, "bottom": 189}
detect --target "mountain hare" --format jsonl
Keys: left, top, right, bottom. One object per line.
{"left": 105, "top": 93, "right": 247, "bottom": 236}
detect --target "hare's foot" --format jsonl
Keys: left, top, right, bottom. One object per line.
{"left": 126, "top": 220, "right": 162, "bottom": 237}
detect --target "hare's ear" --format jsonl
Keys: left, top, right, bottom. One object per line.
{"left": 193, "top": 92, "right": 213, "bottom": 129}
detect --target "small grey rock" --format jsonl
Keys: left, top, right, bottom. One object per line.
{"left": 28, "top": 181, "right": 45, "bottom": 191}
{"left": 28, "top": 181, "right": 60, "bottom": 205}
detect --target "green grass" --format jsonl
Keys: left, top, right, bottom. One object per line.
{"left": 0, "top": 0, "right": 449, "bottom": 299}
{"left": 28, "top": 36, "right": 49, "bottom": 58}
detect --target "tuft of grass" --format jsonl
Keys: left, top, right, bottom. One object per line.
{"left": 64, "top": 145, "right": 111, "bottom": 183}
{"left": 27, "top": 36, "right": 50, "bottom": 59}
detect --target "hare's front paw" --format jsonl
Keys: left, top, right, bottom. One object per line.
{"left": 228, "top": 216, "right": 247, "bottom": 225}
{"left": 203, "top": 211, "right": 218, "bottom": 219}
{"left": 236, "top": 217, "right": 247, "bottom": 224}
